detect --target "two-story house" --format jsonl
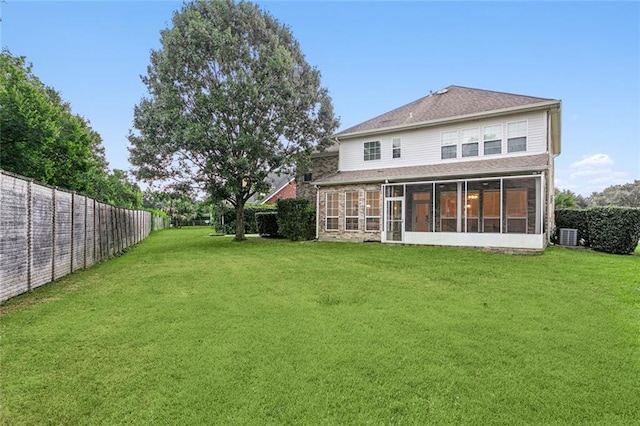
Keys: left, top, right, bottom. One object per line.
{"left": 298, "top": 86, "right": 561, "bottom": 250}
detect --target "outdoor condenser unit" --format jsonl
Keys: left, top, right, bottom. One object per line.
{"left": 559, "top": 228, "right": 578, "bottom": 246}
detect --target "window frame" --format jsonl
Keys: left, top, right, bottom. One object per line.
{"left": 345, "top": 191, "right": 359, "bottom": 231}
{"left": 325, "top": 192, "right": 339, "bottom": 231}
{"left": 483, "top": 124, "right": 503, "bottom": 155}
{"left": 365, "top": 190, "right": 381, "bottom": 232}
{"left": 392, "top": 137, "right": 401, "bottom": 159}
{"left": 507, "top": 120, "right": 527, "bottom": 153}
{"left": 441, "top": 131, "right": 458, "bottom": 159}
{"left": 461, "top": 128, "right": 479, "bottom": 158}
{"left": 364, "top": 141, "right": 381, "bottom": 161}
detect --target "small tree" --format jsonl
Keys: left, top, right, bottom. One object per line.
{"left": 129, "top": 0, "right": 338, "bottom": 241}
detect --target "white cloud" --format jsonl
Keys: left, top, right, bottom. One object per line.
{"left": 570, "top": 153, "right": 613, "bottom": 168}
{"left": 557, "top": 153, "right": 630, "bottom": 195}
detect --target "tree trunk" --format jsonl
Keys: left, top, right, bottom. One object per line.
{"left": 234, "top": 202, "right": 246, "bottom": 241}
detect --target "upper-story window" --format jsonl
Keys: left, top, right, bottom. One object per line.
{"left": 441, "top": 131, "right": 457, "bottom": 159}
{"left": 392, "top": 138, "right": 401, "bottom": 159}
{"left": 483, "top": 124, "right": 502, "bottom": 155}
{"left": 507, "top": 121, "right": 527, "bottom": 153}
{"left": 364, "top": 141, "right": 381, "bottom": 161}
{"left": 461, "top": 128, "right": 479, "bottom": 157}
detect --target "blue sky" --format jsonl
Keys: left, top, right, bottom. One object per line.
{"left": 2, "top": 1, "right": 639, "bottom": 196}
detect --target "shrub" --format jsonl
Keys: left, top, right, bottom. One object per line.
{"left": 554, "top": 209, "right": 590, "bottom": 246}
{"left": 219, "top": 204, "right": 276, "bottom": 235}
{"left": 586, "top": 207, "right": 640, "bottom": 254}
{"left": 276, "top": 198, "right": 316, "bottom": 241}
{"left": 255, "top": 211, "right": 280, "bottom": 237}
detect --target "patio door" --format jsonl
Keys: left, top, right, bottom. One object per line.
{"left": 385, "top": 199, "right": 403, "bottom": 242}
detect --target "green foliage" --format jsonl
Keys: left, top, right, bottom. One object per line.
{"left": 128, "top": 0, "right": 339, "bottom": 241}
{"left": 587, "top": 180, "right": 640, "bottom": 207}
{"left": 276, "top": 198, "right": 315, "bottom": 241}
{"left": 148, "top": 209, "right": 169, "bottom": 231}
{"left": 554, "top": 189, "right": 577, "bottom": 209}
{"left": 220, "top": 204, "right": 275, "bottom": 234}
{"left": 255, "top": 211, "right": 280, "bottom": 237}
{"left": 0, "top": 50, "right": 109, "bottom": 196}
{"left": 2, "top": 230, "right": 639, "bottom": 424}
{"left": 0, "top": 50, "right": 142, "bottom": 209}
{"left": 586, "top": 207, "right": 640, "bottom": 254}
{"left": 554, "top": 209, "right": 590, "bottom": 246}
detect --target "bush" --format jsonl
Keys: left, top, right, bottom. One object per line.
{"left": 276, "top": 198, "right": 316, "bottom": 241}
{"left": 586, "top": 207, "right": 640, "bottom": 254}
{"left": 554, "top": 209, "right": 590, "bottom": 246}
{"left": 255, "top": 211, "right": 280, "bottom": 237}
{"left": 219, "top": 204, "right": 276, "bottom": 235}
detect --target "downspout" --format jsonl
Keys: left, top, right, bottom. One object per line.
{"left": 315, "top": 185, "right": 320, "bottom": 240}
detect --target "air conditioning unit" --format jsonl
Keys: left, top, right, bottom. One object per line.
{"left": 559, "top": 228, "right": 578, "bottom": 246}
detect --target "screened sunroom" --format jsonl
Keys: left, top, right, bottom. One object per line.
{"left": 381, "top": 175, "right": 546, "bottom": 249}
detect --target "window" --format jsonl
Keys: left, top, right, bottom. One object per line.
{"left": 506, "top": 189, "right": 527, "bottom": 233}
{"left": 461, "top": 128, "right": 479, "bottom": 157}
{"left": 507, "top": 121, "right": 527, "bottom": 153}
{"left": 364, "top": 141, "right": 381, "bottom": 161}
{"left": 326, "top": 193, "right": 339, "bottom": 230}
{"left": 441, "top": 131, "right": 457, "bottom": 159}
{"left": 345, "top": 191, "right": 359, "bottom": 231}
{"left": 392, "top": 138, "right": 401, "bottom": 159}
{"left": 365, "top": 191, "right": 381, "bottom": 231}
{"left": 482, "top": 190, "right": 500, "bottom": 233}
{"left": 465, "top": 191, "right": 479, "bottom": 232}
{"left": 440, "top": 191, "right": 457, "bottom": 232}
{"left": 483, "top": 125, "right": 502, "bottom": 155}
{"left": 302, "top": 173, "right": 312, "bottom": 182}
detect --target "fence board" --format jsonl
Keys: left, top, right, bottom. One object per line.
{"left": 0, "top": 170, "right": 166, "bottom": 302}
{"left": 0, "top": 174, "right": 29, "bottom": 300}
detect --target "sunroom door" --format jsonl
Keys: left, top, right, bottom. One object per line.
{"left": 385, "top": 199, "right": 403, "bottom": 242}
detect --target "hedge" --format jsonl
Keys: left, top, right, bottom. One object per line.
{"left": 255, "top": 211, "right": 280, "bottom": 238}
{"left": 586, "top": 207, "right": 640, "bottom": 254}
{"left": 276, "top": 198, "right": 316, "bottom": 241}
{"left": 555, "top": 207, "right": 640, "bottom": 254}
{"left": 554, "top": 209, "right": 590, "bottom": 246}
{"left": 219, "top": 205, "right": 276, "bottom": 235}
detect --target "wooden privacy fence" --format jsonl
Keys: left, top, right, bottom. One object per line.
{"left": 0, "top": 170, "right": 166, "bottom": 302}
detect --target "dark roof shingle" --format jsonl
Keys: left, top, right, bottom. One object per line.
{"left": 314, "top": 154, "right": 549, "bottom": 185}
{"left": 336, "top": 85, "right": 557, "bottom": 137}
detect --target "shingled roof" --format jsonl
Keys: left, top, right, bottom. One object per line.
{"left": 336, "top": 85, "right": 558, "bottom": 138}
{"left": 314, "top": 153, "right": 549, "bottom": 186}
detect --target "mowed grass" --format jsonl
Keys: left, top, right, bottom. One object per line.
{"left": 1, "top": 228, "right": 639, "bottom": 425}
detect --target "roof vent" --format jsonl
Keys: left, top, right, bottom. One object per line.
{"left": 435, "top": 89, "right": 449, "bottom": 95}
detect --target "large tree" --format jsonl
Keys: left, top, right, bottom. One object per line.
{"left": 0, "top": 50, "right": 109, "bottom": 194}
{"left": 128, "top": 0, "right": 338, "bottom": 240}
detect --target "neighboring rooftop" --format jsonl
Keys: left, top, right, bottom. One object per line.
{"left": 314, "top": 153, "right": 549, "bottom": 185}
{"left": 336, "top": 85, "right": 558, "bottom": 137}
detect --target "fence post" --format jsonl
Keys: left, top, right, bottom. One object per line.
{"left": 51, "top": 187, "right": 56, "bottom": 283}
{"left": 27, "top": 179, "right": 32, "bottom": 293}
{"left": 84, "top": 196, "right": 88, "bottom": 269}
{"left": 70, "top": 192, "right": 75, "bottom": 272}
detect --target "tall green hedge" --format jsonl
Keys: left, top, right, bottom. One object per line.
{"left": 555, "top": 207, "right": 640, "bottom": 254}
{"left": 586, "top": 207, "right": 640, "bottom": 254}
{"left": 255, "top": 211, "right": 280, "bottom": 237}
{"left": 554, "top": 209, "right": 590, "bottom": 246}
{"left": 219, "top": 205, "right": 276, "bottom": 235}
{"left": 276, "top": 198, "right": 316, "bottom": 241}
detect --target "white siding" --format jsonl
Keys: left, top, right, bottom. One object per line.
{"left": 339, "top": 111, "right": 548, "bottom": 172}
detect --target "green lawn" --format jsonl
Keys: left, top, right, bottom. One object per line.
{"left": 1, "top": 228, "right": 639, "bottom": 425}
